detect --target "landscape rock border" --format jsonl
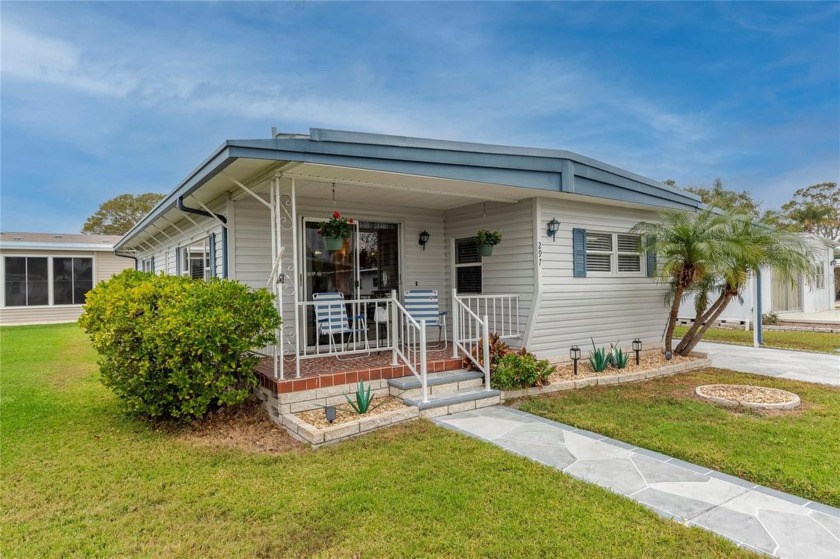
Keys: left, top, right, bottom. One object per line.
{"left": 694, "top": 384, "right": 801, "bottom": 410}
{"left": 278, "top": 405, "right": 419, "bottom": 448}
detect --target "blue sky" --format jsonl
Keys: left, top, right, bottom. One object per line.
{"left": 2, "top": 1, "right": 838, "bottom": 232}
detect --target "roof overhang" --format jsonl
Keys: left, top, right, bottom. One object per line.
{"left": 116, "top": 128, "right": 702, "bottom": 250}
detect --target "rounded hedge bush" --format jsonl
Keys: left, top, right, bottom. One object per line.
{"left": 79, "top": 270, "right": 281, "bottom": 420}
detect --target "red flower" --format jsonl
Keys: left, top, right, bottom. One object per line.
{"left": 348, "top": 219, "right": 354, "bottom": 224}
{"left": 332, "top": 211, "right": 341, "bottom": 219}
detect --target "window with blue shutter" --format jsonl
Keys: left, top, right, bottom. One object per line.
{"left": 209, "top": 234, "right": 217, "bottom": 278}
{"left": 646, "top": 236, "right": 657, "bottom": 278}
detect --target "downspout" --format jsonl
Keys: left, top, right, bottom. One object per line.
{"left": 177, "top": 196, "right": 227, "bottom": 224}
{"left": 114, "top": 250, "right": 139, "bottom": 270}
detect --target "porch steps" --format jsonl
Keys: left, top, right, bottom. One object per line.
{"left": 388, "top": 369, "right": 501, "bottom": 418}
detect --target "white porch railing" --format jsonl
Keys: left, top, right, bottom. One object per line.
{"left": 452, "top": 290, "right": 491, "bottom": 392}
{"left": 456, "top": 293, "right": 521, "bottom": 339}
{"left": 390, "top": 291, "right": 429, "bottom": 403}
{"left": 290, "top": 290, "right": 429, "bottom": 402}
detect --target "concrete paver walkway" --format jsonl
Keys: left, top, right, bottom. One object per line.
{"left": 697, "top": 342, "right": 840, "bottom": 386}
{"left": 435, "top": 406, "right": 840, "bottom": 559}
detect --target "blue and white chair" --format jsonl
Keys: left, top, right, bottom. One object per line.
{"left": 404, "top": 289, "right": 448, "bottom": 349}
{"left": 313, "top": 292, "right": 369, "bottom": 357}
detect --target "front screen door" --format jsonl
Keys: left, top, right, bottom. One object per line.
{"left": 301, "top": 218, "right": 400, "bottom": 347}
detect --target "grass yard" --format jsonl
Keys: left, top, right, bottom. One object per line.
{"left": 520, "top": 368, "right": 840, "bottom": 507}
{"left": 674, "top": 324, "right": 840, "bottom": 353}
{"left": 0, "top": 324, "right": 758, "bottom": 558}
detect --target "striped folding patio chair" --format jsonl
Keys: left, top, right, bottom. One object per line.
{"left": 313, "top": 292, "right": 369, "bottom": 357}
{"left": 404, "top": 289, "right": 448, "bottom": 349}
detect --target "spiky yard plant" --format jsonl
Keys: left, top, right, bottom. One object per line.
{"left": 345, "top": 381, "right": 383, "bottom": 414}
{"left": 589, "top": 338, "right": 610, "bottom": 373}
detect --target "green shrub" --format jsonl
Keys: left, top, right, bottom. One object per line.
{"left": 491, "top": 353, "right": 554, "bottom": 390}
{"left": 79, "top": 270, "right": 281, "bottom": 420}
{"left": 589, "top": 346, "right": 610, "bottom": 372}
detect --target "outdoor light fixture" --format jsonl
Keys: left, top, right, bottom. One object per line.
{"left": 547, "top": 218, "right": 560, "bottom": 241}
{"left": 632, "top": 338, "right": 642, "bottom": 366}
{"left": 570, "top": 345, "right": 581, "bottom": 376}
{"left": 418, "top": 230, "right": 430, "bottom": 250}
{"left": 325, "top": 406, "right": 337, "bottom": 423}
{"left": 664, "top": 351, "right": 673, "bottom": 361}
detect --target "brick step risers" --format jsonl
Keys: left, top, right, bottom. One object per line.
{"left": 257, "top": 356, "right": 464, "bottom": 394}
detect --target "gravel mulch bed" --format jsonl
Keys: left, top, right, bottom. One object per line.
{"left": 547, "top": 352, "right": 698, "bottom": 383}
{"left": 296, "top": 397, "right": 406, "bottom": 429}
{"left": 696, "top": 384, "right": 800, "bottom": 406}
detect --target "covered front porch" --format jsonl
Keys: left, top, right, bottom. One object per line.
{"left": 231, "top": 161, "right": 532, "bottom": 401}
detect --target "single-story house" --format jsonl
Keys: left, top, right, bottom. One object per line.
{"left": 115, "top": 127, "right": 703, "bottom": 390}
{"left": 678, "top": 233, "right": 837, "bottom": 325}
{"left": 0, "top": 233, "right": 133, "bottom": 326}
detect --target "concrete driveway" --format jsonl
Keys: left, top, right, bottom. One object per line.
{"left": 696, "top": 342, "right": 840, "bottom": 386}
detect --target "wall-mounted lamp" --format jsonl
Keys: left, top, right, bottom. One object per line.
{"left": 632, "top": 338, "right": 642, "bottom": 366}
{"left": 419, "top": 230, "right": 430, "bottom": 251}
{"left": 570, "top": 345, "right": 581, "bottom": 376}
{"left": 831, "top": 260, "right": 837, "bottom": 267}
{"left": 547, "top": 218, "right": 560, "bottom": 241}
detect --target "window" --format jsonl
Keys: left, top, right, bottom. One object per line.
{"left": 585, "top": 232, "right": 642, "bottom": 275}
{"left": 816, "top": 263, "right": 825, "bottom": 289}
{"left": 455, "top": 237, "right": 482, "bottom": 293}
{"left": 53, "top": 258, "right": 93, "bottom": 305}
{"left": 141, "top": 259, "right": 153, "bottom": 273}
{"left": 4, "top": 257, "right": 49, "bottom": 306}
{"left": 182, "top": 238, "right": 210, "bottom": 280}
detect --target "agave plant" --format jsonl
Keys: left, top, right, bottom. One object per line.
{"left": 344, "top": 381, "right": 382, "bottom": 414}
{"left": 589, "top": 338, "right": 610, "bottom": 373}
{"left": 613, "top": 347, "right": 629, "bottom": 369}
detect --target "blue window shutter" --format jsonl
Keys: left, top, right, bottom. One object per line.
{"left": 150, "top": 255, "right": 155, "bottom": 273}
{"left": 175, "top": 247, "right": 180, "bottom": 275}
{"left": 646, "top": 237, "right": 657, "bottom": 278}
{"left": 209, "top": 234, "right": 217, "bottom": 278}
{"left": 221, "top": 228, "right": 228, "bottom": 278}
{"left": 573, "top": 228, "right": 586, "bottom": 277}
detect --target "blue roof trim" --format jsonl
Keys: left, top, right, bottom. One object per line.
{"left": 116, "top": 128, "right": 702, "bottom": 250}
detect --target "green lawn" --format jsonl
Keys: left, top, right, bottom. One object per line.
{"left": 520, "top": 368, "right": 840, "bottom": 507}
{"left": 0, "top": 324, "right": 756, "bottom": 558}
{"left": 674, "top": 324, "right": 840, "bottom": 353}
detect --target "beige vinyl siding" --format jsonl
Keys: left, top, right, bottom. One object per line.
{"left": 95, "top": 251, "right": 134, "bottom": 281}
{"left": 530, "top": 197, "right": 669, "bottom": 361}
{"left": 444, "top": 199, "right": 536, "bottom": 341}
{"left": 0, "top": 305, "right": 86, "bottom": 325}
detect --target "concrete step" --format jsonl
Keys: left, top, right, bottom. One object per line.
{"left": 402, "top": 388, "right": 501, "bottom": 418}
{"left": 388, "top": 369, "right": 485, "bottom": 398}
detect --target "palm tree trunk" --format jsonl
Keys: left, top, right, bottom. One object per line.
{"left": 674, "top": 292, "right": 727, "bottom": 354}
{"left": 664, "top": 285, "right": 685, "bottom": 353}
{"left": 677, "top": 293, "right": 735, "bottom": 355}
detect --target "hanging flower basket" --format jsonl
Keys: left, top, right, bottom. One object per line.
{"left": 318, "top": 211, "right": 353, "bottom": 251}
{"left": 476, "top": 229, "right": 502, "bottom": 257}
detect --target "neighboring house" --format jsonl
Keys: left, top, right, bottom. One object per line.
{"left": 678, "top": 233, "right": 837, "bottom": 325}
{"left": 0, "top": 233, "right": 132, "bottom": 326}
{"left": 114, "top": 128, "right": 704, "bottom": 379}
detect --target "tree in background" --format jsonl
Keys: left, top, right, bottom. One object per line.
{"left": 685, "top": 178, "right": 761, "bottom": 218}
{"left": 780, "top": 182, "right": 838, "bottom": 241}
{"left": 82, "top": 193, "right": 165, "bottom": 235}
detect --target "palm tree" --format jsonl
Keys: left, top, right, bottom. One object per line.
{"left": 674, "top": 215, "right": 814, "bottom": 355}
{"left": 634, "top": 209, "right": 816, "bottom": 356}
{"left": 632, "top": 208, "right": 735, "bottom": 353}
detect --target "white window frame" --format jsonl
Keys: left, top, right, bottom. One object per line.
{"left": 141, "top": 258, "right": 153, "bottom": 273}
{"left": 453, "top": 236, "right": 483, "bottom": 294}
{"left": 816, "top": 262, "right": 825, "bottom": 289}
{"left": 180, "top": 237, "right": 211, "bottom": 281}
{"left": 585, "top": 232, "right": 644, "bottom": 277}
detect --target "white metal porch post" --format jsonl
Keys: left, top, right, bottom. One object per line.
{"left": 451, "top": 289, "right": 459, "bottom": 359}
{"left": 270, "top": 177, "right": 281, "bottom": 379}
